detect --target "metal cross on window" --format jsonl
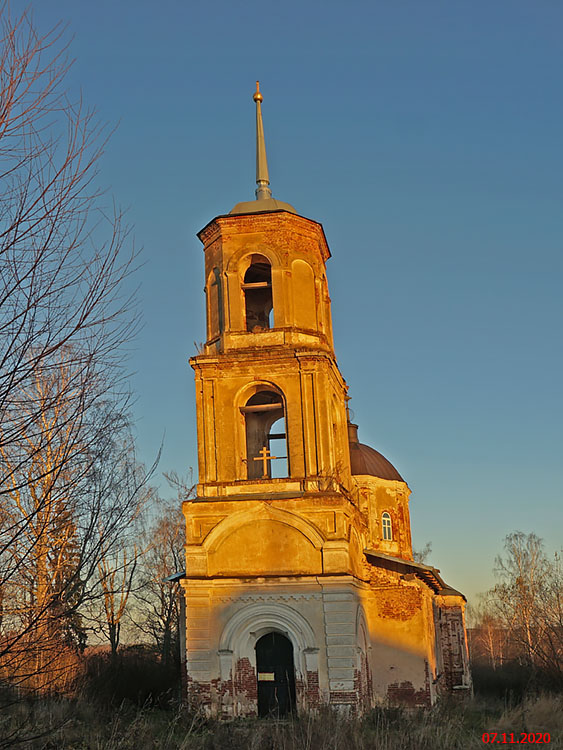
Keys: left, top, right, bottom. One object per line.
{"left": 253, "top": 446, "right": 277, "bottom": 478}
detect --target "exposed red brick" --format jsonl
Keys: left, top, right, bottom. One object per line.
{"left": 187, "top": 658, "right": 259, "bottom": 718}
{"left": 186, "top": 675, "right": 212, "bottom": 713}
{"left": 233, "top": 656, "right": 257, "bottom": 702}
{"left": 306, "top": 670, "right": 320, "bottom": 708}
{"left": 387, "top": 661, "right": 431, "bottom": 707}
{"left": 329, "top": 691, "right": 358, "bottom": 708}
{"left": 435, "top": 604, "right": 470, "bottom": 697}
{"left": 387, "top": 680, "right": 430, "bottom": 707}
{"left": 354, "top": 651, "right": 372, "bottom": 711}
{"left": 378, "top": 587, "right": 422, "bottom": 620}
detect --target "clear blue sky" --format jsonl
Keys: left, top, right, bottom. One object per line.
{"left": 22, "top": 1, "right": 562, "bottom": 602}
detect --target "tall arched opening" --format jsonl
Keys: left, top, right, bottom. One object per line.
{"left": 255, "top": 632, "right": 296, "bottom": 717}
{"left": 242, "top": 254, "right": 273, "bottom": 331}
{"left": 241, "top": 389, "right": 288, "bottom": 479}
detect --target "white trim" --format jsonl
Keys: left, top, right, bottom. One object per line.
{"left": 219, "top": 601, "right": 318, "bottom": 677}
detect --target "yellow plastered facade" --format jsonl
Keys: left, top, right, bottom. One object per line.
{"left": 181, "top": 209, "right": 471, "bottom": 716}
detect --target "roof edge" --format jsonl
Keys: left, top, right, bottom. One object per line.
{"left": 197, "top": 210, "right": 331, "bottom": 261}
{"left": 364, "top": 549, "right": 466, "bottom": 600}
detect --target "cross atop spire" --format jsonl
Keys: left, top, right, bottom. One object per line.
{"left": 253, "top": 81, "right": 272, "bottom": 201}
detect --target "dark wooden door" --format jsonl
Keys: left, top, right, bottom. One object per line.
{"left": 256, "top": 632, "right": 296, "bottom": 717}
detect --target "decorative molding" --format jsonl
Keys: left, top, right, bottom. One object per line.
{"left": 213, "top": 592, "right": 323, "bottom": 604}
{"left": 219, "top": 601, "right": 318, "bottom": 655}
{"left": 203, "top": 503, "right": 326, "bottom": 553}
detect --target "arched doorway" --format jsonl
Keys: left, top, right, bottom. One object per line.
{"left": 255, "top": 632, "right": 296, "bottom": 717}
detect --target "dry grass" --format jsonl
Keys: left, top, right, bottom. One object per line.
{"left": 488, "top": 694, "right": 563, "bottom": 736}
{"left": 0, "top": 695, "right": 561, "bottom": 750}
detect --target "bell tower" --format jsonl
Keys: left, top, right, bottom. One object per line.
{"left": 192, "top": 82, "right": 351, "bottom": 497}
{"left": 181, "top": 83, "right": 471, "bottom": 718}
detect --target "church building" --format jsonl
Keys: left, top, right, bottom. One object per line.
{"left": 180, "top": 83, "right": 471, "bottom": 717}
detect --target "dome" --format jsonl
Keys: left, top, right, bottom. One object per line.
{"left": 348, "top": 423, "right": 404, "bottom": 482}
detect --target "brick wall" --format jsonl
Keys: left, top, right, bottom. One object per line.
{"left": 387, "top": 661, "right": 431, "bottom": 707}
{"left": 306, "top": 670, "right": 320, "bottom": 709}
{"left": 354, "top": 650, "right": 372, "bottom": 712}
{"left": 233, "top": 657, "right": 257, "bottom": 716}
{"left": 377, "top": 586, "right": 422, "bottom": 620}
{"left": 435, "top": 604, "right": 471, "bottom": 696}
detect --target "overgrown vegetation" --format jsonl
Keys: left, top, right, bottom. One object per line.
{"left": 0, "top": 692, "right": 561, "bottom": 749}
{"left": 2, "top": 646, "right": 562, "bottom": 750}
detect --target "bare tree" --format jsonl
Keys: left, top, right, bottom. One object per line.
{"left": 96, "top": 543, "right": 139, "bottom": 657}
{"left": 0, "top": 6, "right": 137, "bottom": 493}
{"left": 0, "top": 7, "right": 146, "bottom": 700}
{"left": 468, "top": 600, "right": 507, "bottom": 670}
{"left": 134, "top": 501, "right": 186, "bottom": 667}
{"left": 132, "top": 473, "right": 193, "bottom": 666}
{"left": 484, "top": 532, "right": 563, "bottom": 686}
{"left": 88, "top": 469, "right": 156, "bottom": 657}
{"left": 491, "top": 533, "right": 549, "bottom": 664}
{"left": 413, "top": 542, "right": 432, "bottom": 564}
{"left": 0, "top": 353, "right": 151, "bottom": 691}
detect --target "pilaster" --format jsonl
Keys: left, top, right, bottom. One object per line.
{"left": 321, "top": 585, "right": 359, "bottom": 707}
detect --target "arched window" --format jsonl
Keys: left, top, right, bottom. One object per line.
{"left": 382, "top": 512, "right": 392, "bottom": 541}
{"left": 241, "top": 390, "right": 288, "bottom": 479}
{"left": 242, "top": 255, "right": 273, "bottom": 331}
{"left": 208, "top": 267, "right": 223, "bottom": 338}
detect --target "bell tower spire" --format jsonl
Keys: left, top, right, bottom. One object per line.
{"left": 253, "top": 81, "right": 272, "bottom": 201}
{"left": 230, "top": 82, "right": 296, "bottom": 214}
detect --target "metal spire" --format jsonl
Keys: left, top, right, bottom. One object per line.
{"left": 253, "top": 81, "right": 272, "bottom": 201}
{"left": 229, "top": 83, "right": 296, "bottom": 214}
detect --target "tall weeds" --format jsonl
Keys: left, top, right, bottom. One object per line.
{"left": 1, "top": 695, "right": 561, "bottom": 749}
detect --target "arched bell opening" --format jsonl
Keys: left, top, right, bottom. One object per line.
{"left": 242, "top": 255, "right": 273, "bottom": 331}
{"left": 207, "top": 267, "right": 223, "bottom": 340}
{"left": 255, "top": 632, "right": 296, "bottom": 718}
{"left": 241, "top": 390, "right": 288, "bottom": 480}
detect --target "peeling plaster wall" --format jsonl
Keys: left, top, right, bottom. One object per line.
{"left": 360, "top": 572, "right": 438, "bottom": 708}
{"left": 183, "top": 209, "right": 470, "bottom": 718}
{"left": 181, "top": 579, "right": 329, "bottom": 717}
{"left": 434, "top": 596, "right": 472, "bottom": 697}
{"left": 181, "top": 572, "right": 457, "bottom": 716}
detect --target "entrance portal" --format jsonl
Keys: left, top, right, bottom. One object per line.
{"left": 255, "top": 632, "right": 296, "bottom": 717}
